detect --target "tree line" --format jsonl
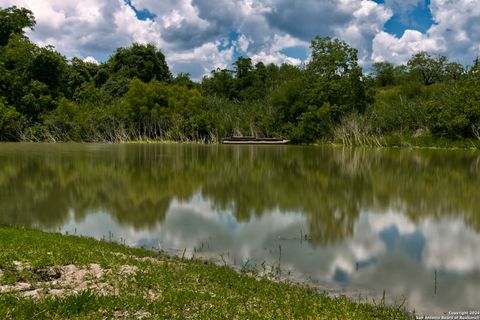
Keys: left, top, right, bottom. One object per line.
{"left": 1, "top": 6, "right": 479, "bottom": 144}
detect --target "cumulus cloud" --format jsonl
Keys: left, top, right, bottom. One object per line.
{"left": 250, "top": 51, "right": 303, "bottom": 66}
{"left": 1, "top": 0, "right": 479, "bottom": 78}
{"left": 167, "top": 41, "right": 234, "bottom": 79}
{"left": 0, "top": 0, "right": 161, "bottom": 59}
{"left": 422, "top": 219, "right": 480, "bottom": 273}
{"left": 83, "top": 56, "right": 99, "bottom": 64}
{"left": 372, "top": 0, "right": 480, "bottom": 65}
{"left": 334, "top": 0, "right": 392, "bottom": 64}
{"left": 372, "top": 30, "right": 441, "bottom": 64}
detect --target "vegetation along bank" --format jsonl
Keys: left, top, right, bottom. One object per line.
{"left": 0, "top": 6, "right": 479, "bottom": 147}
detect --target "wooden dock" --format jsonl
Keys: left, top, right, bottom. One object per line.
{"left": 221, "top": 137, "right": 290, "bottom": 145}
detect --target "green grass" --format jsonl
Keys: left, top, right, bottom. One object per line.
{"left": 381, "top": 134, "right": 480, "bottom": 149}
{"left": 328, "top": 133, "right": 480, "bottom": 150}
{"left": 0, "top": 226, "right": 412, "bottom": 319}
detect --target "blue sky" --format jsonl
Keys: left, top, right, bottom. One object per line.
{"left": 2, "top": 0, "right": 479, "bottom": 79}
{"left": 373, "top": 0, "right": 434, "bottom": 36}
{"left": 125, "top": 0, "right": 156, "bottom": 21}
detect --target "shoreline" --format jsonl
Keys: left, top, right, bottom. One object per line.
{"left": 2, "top": 138, "right": 480, "bottom": 152}
{"left": 0, "top": 225, "right": 411, "bottom": 319}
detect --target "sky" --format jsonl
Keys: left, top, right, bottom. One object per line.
{"left": 1, "top": 0, "right": 479, "bottom": 79}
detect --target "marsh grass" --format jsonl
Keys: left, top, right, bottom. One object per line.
{"left": 0, "top": 226, "right": 412, "bottom": 319}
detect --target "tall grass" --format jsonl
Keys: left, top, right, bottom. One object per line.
{"left": 332, "top": 113, "right": 386, "bottom": 147}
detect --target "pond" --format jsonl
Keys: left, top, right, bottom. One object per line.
{"left": 1, "top": 143, "right": 479, "bottom": 315}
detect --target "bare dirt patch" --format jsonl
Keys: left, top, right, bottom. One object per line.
{"left": 0, "top": 262, "right": 138, "bottom": 299}
{"left": 113, "top": 310, "right": 152, "bottom": 319}
{"left": 111, "top": 252, "right": 187, "bottom": 270}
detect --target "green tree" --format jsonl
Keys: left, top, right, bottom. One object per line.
{"left": 465, "top": 57, "right": 480, "bottom": 80}
{"left": 122, "top": 78, "right": 207, "bottom": 140}
{"left": 407, "top": 52, "right": 447, "bottom": 85}
{"left": 108, "top": 43, "right": 171, "bottom": 83}
{"left": 0, "top": 34, "right": 36, "bottom": 104}
{"left": 306, "top": 36, "right": 366, "bottom": 118}
{"left": 443, "top": 62, "right": 464, "bottom": 82}
{"left": 201, "top": 68, "right": 236, "bottom": 99}
{"left": 234, "top": 56, "right": 255, "bottom": 99}
{"left": 42, "top": 98, "right": 81, "bottom": 140}
{"left": 308, "top": 36, "right": 359, "bottom": 78}
{"left": 171, "top": 72, "right": 197, "bottom": 89}
{"left": 371, "top": 62, "right": 395, "bottom": 87}
{"left": 29, "top": 45, "right": 67, "bottom": 91}
{"left": 426, "top": 77, "right": 480, "bottom": 138}
{"left": 101, "top": 74, "right": 131, "bottom": 98}
{"left": 65, "top": 57, "right": 99, "bottom": 98}
{"left": 93, "top": 68, "right": 110, "bottom": 87}
{"left": 18, "top": 80, "right": 54, "bottom": 121}
{"left": 0, "top": 6, "right": 35, "bottom": 46}
{"left": 0, "top": 98, "right": 24, "bottom": 140}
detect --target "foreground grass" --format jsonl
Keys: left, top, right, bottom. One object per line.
{"left": 0, "top": 226, "right": 411, "bottom": 319}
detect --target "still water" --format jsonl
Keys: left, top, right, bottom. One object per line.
{"left": 1, "top": 143, "right": 480, "bottom": 314}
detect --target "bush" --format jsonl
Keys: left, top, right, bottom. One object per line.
{"left": 0, "top": 98, "right": 24, "bottom": 140}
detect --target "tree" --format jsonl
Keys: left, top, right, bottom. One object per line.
{"left": 443, "top": 62, "right": 464, "bottom": 82}
{"left": 122, "top": 78, "right": 206, "bottom": 140}
{"left": 94, "top": 68, "right": 110, "bottom": 87}
{"left": 425, "top": 75, "right": 480, "bottom": 138}
{"left": 234, "top": 57, "right": 253, "bottom": 80}
{"left": 0, "top": 34, "right": 36, "bottom": 104}
{"left": 308, "top": 36, "right": 359, "bottom": 78}
{"left": 270, "top": 76, "right": 308, "bottom": 135}
{"left": 371, "top": 62, "right": 395, "bottom": 87}
{"left": 108, "top": 43, "right": 171, "bottom": 83}
{"left": 201, "top": 68, "right": 236, "bottom": 99}
{"left": 467, "top": 57, "right": 480, "bottom": 78}
{"left": 0, "top": 6, "right": 35, "bottom": 46}
{"left": 234, "top": 56, "right": 254, "bottom": 98}
{"left": 0, "top": 98, "right": 24, "bottom": 140}
{"left": 29, "top": 45, "right": 67, "bottom": 91}
{"left": 18, "top": 80, "right": 54, "bottom": 121}
{"left": 65, "top": 57, "right": 99, "bottom": 98}
{"left": 407, "top": 52, "right": 447, "bottom": 85}
{"left": 171, "top": 72, "right": 197, "bottom": 89}
{"left": 102, "top": 75, "right": 131, "bottom": 98}
{"left": 306, "top": 36, "right": 366, "bottom": 116}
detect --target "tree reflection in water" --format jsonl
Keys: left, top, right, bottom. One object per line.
{"left": 1, "top": 143, "right": 479, "bottom": 244}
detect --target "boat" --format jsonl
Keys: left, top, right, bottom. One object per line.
{"left": 221, "top": 136, "right": 290, "bottom": 145}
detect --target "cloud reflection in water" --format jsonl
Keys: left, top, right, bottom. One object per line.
{"left": 57, "top": 194, "right": 480, "bottom": 315}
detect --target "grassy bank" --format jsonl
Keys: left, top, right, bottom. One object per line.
{"left": 0, "top": 226, "right": 411, "bottom": 319}
{"left": 328, "top": 133, "right": 480, "bottom": 150}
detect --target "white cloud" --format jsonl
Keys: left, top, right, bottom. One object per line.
{"left": 372, "top": 0, "right": 480, "bottom": 65}
{"left": 372, "top": 30, "right": 441, "bottom": 64}
{"left": 422, "top": 219, "right": 480, "bottom": 273}
{"left": 335, "top": 0, "right": 392, "bottom": 64}
{"left": 250, "top": 51, "right": 302, "bottom": 66}
{"left": 83, "top": 56, "right": 99, "bottom": 64}
{"left": 269, "top": 34, "right": 308, "bottom": 52}
{"left": 236, "top": 34, "right": 251, "bottom": 53}
{"left": 1, "top": 0, "right": 161, "bottom": 59}
{"left": 168, "top": 41, "right": 234, "bottom": 79}
{"left": 1, "top": 0, "right": 479, "bottom": 77}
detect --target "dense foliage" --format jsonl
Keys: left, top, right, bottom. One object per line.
{"left": 0, "top": 6, "right": 479, "bottom": 144}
